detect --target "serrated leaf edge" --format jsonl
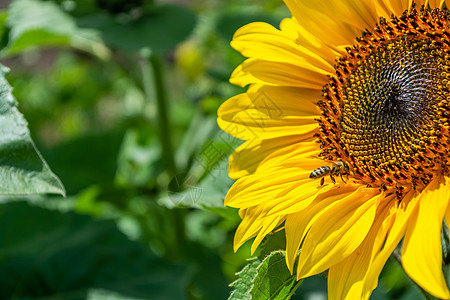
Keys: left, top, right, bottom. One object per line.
{"left": 228, "top": 257, "right": 260, "bottom": 300}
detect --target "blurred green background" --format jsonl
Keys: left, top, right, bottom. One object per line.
{"left": 0, "top": 0, "right": 426, "bottom": 299}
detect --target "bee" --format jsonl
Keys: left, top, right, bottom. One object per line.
{"left": 309, "top": 161, "right": 350, "bottom": 185}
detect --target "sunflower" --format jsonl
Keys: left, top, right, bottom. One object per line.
{"left": 218, "top": 0, "right": 450, "bottom": 299}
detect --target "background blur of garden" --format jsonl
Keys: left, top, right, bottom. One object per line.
{"left": 0, "top": 0, "right": 427, "bottom": 299}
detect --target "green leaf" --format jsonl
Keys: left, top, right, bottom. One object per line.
{"left": 86, "top": 289, "right": 146, "bottom": 300}
{"left": 3, "top": 0, "right": 109, "bottom": 58}
{"left": 229, "top": 257, "right": 260, "bottom": 300}
{"left": 251, "top": 251, "right": 300, "bottom": 300}
{"left": 229, "top": 252, "right": 300, "bottom": 300}
{"left": 77, "top": 3, "right": 196, "bottom": 54}
{"left": 0, "top": 201, "right": 189, "bottom": 299}
{"left": 0, "top": 65, "right": 64, "bottom": 196}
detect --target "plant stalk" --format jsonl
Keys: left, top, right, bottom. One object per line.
{"left": 148, "top": 54, "right": 177, "bottom": 177}
{"left": 146, "top": 53, "right": 186, "bottom": 259}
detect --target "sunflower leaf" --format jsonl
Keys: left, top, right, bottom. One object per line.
{"left": 3, "top": 0, "right": 109, "bottom": 59}
{"left": 76, "top": 3, "right": 196, "bottom": 54}
{"left": 0, "top": 65, "right": 64, "bottom": 196}
{"left": 229, "top": 251, "right": 301, "bottom": 300}
{"left": 0, "top": 201, "right": 189, "bottom": 299}
{"left": 251, "top": 251, "right": 301, "bottom": 300}
{"left": 228, "top": 257, "right": 260, "bottom": 300}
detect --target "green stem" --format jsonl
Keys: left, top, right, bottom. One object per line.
{"left": 145, "top": 53, "right": 186, "bottom": 259}
{"left": 148, "top": 54, "right": 177, "bottom": 177}
{"left": 287, "top": 279, "right": 304, "bottom": 300}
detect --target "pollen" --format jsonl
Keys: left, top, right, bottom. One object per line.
{"left": 316, "top": 5, "right": 450, "bottom": 193}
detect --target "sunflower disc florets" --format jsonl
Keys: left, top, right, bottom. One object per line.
{"left": 317, "top": 5, "right": 450, "bottom": 194}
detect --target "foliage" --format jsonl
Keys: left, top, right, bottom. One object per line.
{"left": 0, "top": 0, "right": 428, "bottom": 299}
{"left": 0, "top": 201, "right": 189, "bottom": 299}
{"left": 229, "top": 232, "right": 302, "bottom": 300}
{"left": 0, "top": 64, "right": 63, "bottom": 195}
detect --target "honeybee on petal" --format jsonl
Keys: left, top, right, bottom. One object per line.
{"left": 309, "top": 161, "right": 350, "bottom": 185}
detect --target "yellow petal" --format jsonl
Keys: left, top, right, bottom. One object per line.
{"left": 328, "top": 190, "right": 422, "bottom": 299}
{"left": 269, "top": 180, "right": 342, "bottom": 216}
{"left": 283, "top": 0, "right": 361, "bottom": 47}
{"left": 402, "top": 175, "right": 450, "bottom": 299}
{"left": 234, "top": 206, "right": 265, "bottom": 251}
{"left": 296, "top": 187, "right": 381, "bottom": 278}
{"left": 230, "top": 58, "right": 328, "bottom": 89}
{"left": 360, "top": 189, "right": 418, "bottom": 298}
{"left": 255, "top": 139, "right": 320, "bottom": 172}
{"left": 225, "top": 172, "right": 302, "bottom": 207}
{"left": 227, "top": 64, "right": 258, "bottom": 88}
{"left": 224, "top": 138, "right": 330, "bottom": 209}
{"left": 246, "top": 85, "right": 322, "bottom": 116}
{"left": 267, "top": 179, "right": 355, "bottom": 216}
{"left": 343, "top": 1, "right": 379, "bottom": 28}
{"left": 228, "top": 134, "right": 312, "bottom": 179}
{"left": 446, "top": 187, "right": 450, "bottom": 227}
{"left": 296, "top": 0, "right": 379, "bottom": 30}
{"left": 225, "top": 167, "right": 316, "bottom": 209}
{"left": 327, "top": 192, "right": 406, "bottom": 300}
{"left": 425, "top": 0, "right": 446, "bottom": 8}
{"left": 231, "top": 22, "right": 333, "bottom": 74}
{"left": 375, "top": 0, "right": 413, "bottom": 16}
{"left": 251, "top": 215, "right": 284, "bottom": 254}
{"left": 284, "top": 185, "right": 361, "bottom": 273}
{"left": 279, "top": 17, "right": 341, "bottom": 64}
{"left": 234, "top": 206, "right": 285, "bottom": 253}
{"left": 217, "top": 92, "right": 318, "bottom": 140}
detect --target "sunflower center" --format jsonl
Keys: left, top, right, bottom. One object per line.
{"left": 317, "top": 6, "right": 450, "bottom": 192}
